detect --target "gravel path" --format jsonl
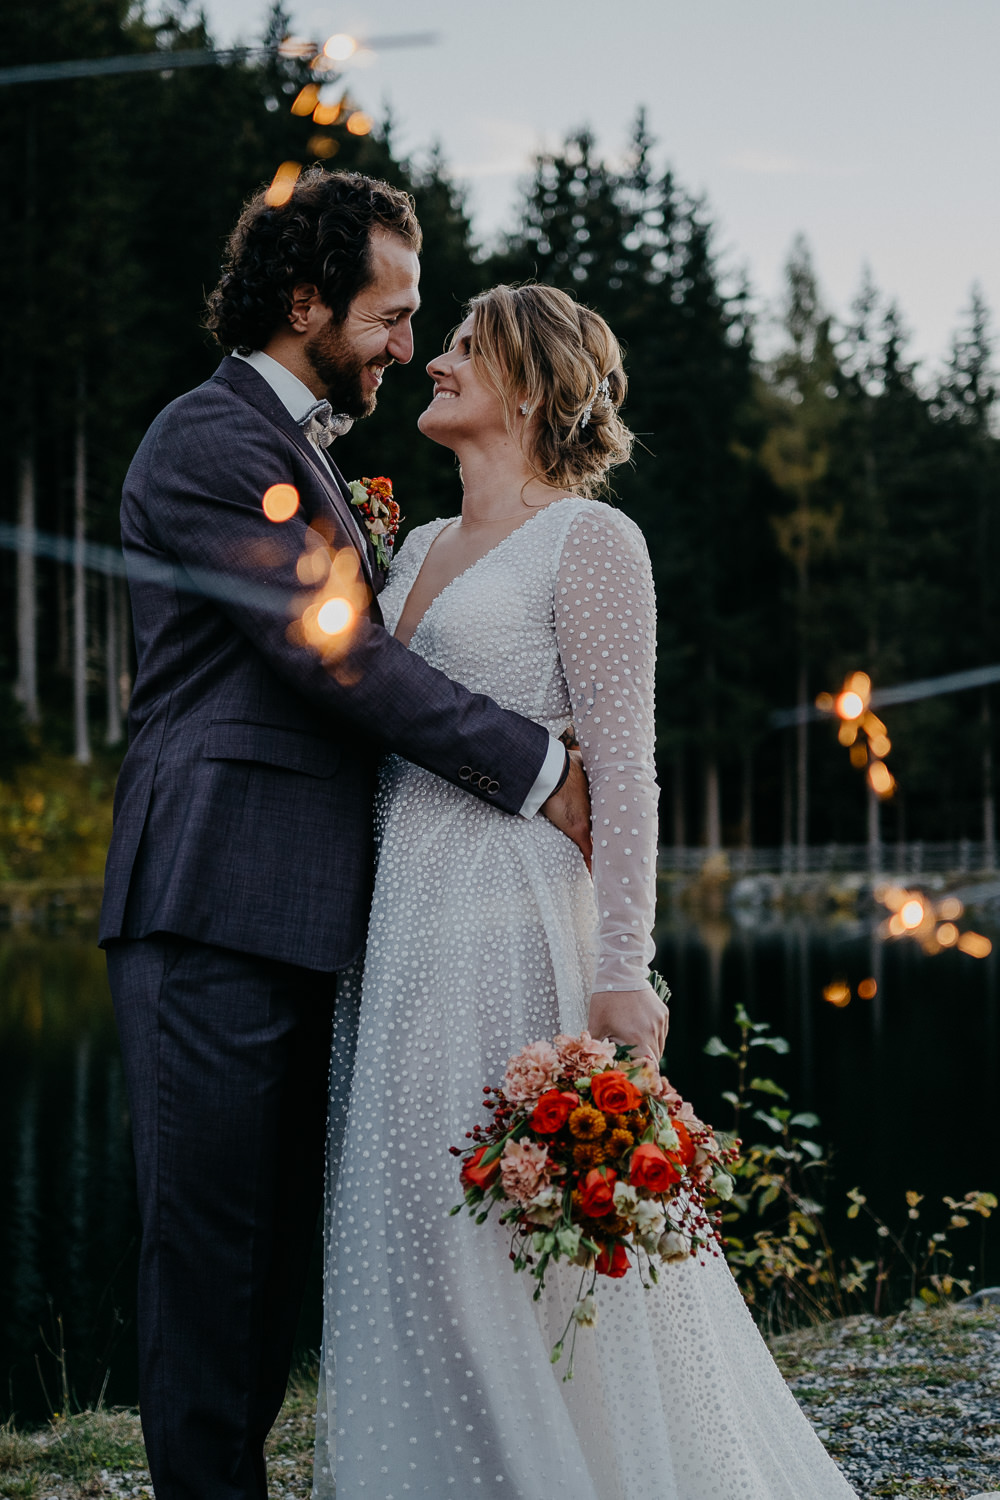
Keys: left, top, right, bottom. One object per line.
{"left": 772, "top": 1305, "right": 1000, "bottom": 1498}
{"left": 4, "top": 1306, "right": 999, "bottom": 1499}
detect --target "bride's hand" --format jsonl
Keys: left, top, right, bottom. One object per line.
{"left": 588, "top": 984, "right": 669, "bottom": 1063}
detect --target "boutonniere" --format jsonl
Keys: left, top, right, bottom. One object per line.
{"left": 347, "top": 476, "right": 400, "bottom": 570}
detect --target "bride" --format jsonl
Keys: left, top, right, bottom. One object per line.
{"left": 313, "top": 284, "right": 857, "bottom": 1499}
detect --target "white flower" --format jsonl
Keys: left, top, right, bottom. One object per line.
{"left": 656, "top": 1123, "right": 679, "bottom": 1151}
{"left": 572, "top": 1294, "right": 598, "bottom": 1328}
{"left": 711, "top": 1172, "right": 734, "bottom": 1200}
{"left": 525, "top": 1186, "right": 562, "bottom": 1227}
{"left": 556, "top": 1225, "right": 583, "bottom": 1258}
{"left": 657, "top": 1229, "right": 691, "bottom": 1263}
{"left": 613, "top": 1182, "right": 640, "bottom": 1214}
{"left": 348, "top": 481, "right": 368, "bottom": 505}
{"left": 633, "top": 1199, "right": 666, "bottom": 1236}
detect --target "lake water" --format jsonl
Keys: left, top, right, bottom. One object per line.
{"left": 2, "top": 913, "right": 998, "bottom": 1424}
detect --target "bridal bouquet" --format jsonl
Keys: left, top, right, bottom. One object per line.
{"left": 451, "top": 1022, "right": 738, "bottom": 1372}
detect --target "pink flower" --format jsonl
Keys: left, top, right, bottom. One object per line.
{"left": 500, "top": 1139, "right": 554, "bottom": 1203}
{"left": 648, "top": 1072, "right": 683, "bottom": 1106}
{"left": 553, "top": 1031, "right": 617, "bottom": 1080}
{"left": 503, "top": 1040, "right": 560, "bottom": 1103}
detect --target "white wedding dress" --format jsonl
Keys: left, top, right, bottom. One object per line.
{"left": 313, "top": 498, "right": 857, "bottom": 1499}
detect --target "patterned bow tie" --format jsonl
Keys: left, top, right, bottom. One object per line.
{"left": 299, "top": 399, "right": 354, "bottom": 448}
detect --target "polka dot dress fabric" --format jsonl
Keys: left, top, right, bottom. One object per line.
{"left": 313, "top": 500, "right": 857, "bottom": 1499}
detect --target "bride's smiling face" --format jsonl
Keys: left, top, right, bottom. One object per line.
{"left": 418, "top": 315, "right": 513, "bottom": 450}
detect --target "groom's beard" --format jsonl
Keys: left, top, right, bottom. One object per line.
{"left": 305, "top": 321, "right": 387, "bottom": 419}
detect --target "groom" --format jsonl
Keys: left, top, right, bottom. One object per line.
{"left": 100, "top": 167, "right": 589, "bottom": 1499}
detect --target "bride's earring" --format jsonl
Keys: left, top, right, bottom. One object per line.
{"left": 519, "top": 399, "right": 533, "bottom": 416}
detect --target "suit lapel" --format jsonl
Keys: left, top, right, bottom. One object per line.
{"left": 212, "top": 357, "right": 382, "bottom": 590}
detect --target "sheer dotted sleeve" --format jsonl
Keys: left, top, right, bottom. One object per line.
{"left": 554, "top": 505, "right": 659, "bottom": 991}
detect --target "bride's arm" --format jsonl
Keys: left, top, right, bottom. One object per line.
{"left": 553, "top": 505, "right": 667, "bottom": 1060}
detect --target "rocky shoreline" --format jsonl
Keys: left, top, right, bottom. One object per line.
{"left": 2, "top": 1306, "right": 998, "bottom": 1499}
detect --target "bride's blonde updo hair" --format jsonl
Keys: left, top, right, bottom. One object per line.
{"left": 463, "top": 283, "right": 632, "bottom": 498}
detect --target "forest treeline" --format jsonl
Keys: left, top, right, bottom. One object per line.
{"left": 2, "top": 0, "right": 998, "bottom": 853}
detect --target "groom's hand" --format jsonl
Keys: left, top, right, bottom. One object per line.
{"left": 541, "top": 750, "right": 592, "bottom": 868}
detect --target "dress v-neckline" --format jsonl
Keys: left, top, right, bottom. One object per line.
{"left": 394, "top": 496, "right": 578, "bottom": 648}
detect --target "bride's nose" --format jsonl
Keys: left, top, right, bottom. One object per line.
{"left": 426, "top": 349, "right": 451, "bottom": 379}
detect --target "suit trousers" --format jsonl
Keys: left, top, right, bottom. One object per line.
{"left": 106, "top": 935, "right": 337, "bottom": 1499}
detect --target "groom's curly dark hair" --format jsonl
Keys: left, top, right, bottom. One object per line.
{"left": 204, "top": 167, "right": 422, "bottom": 353}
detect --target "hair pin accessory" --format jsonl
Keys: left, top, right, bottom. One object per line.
{"left": 580, "top": 376, "right": 611, "bottom": 429}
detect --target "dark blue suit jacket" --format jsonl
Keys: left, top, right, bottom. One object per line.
{"left": 99, "top": 356, "right": 551, "bottom": 971}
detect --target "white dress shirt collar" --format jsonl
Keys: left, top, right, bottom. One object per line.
{"left": 233, "top": 349, "right": 321, "bottom": 424}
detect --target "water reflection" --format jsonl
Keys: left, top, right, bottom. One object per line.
{"left": 0, "top": 933, "right": 137, "bottom": 1421}
{"left": 1, "top": 916, "right": 997, "bottom": 1422}
{"left": 655, "top": 909, "right": 1000, "bottom": 1291}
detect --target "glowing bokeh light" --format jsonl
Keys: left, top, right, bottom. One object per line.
{"left": 823, "top": 981, "right": 851, "bottom": 1007}
{"left": 838, "top": 721, "right": 859, "bottom": 747}
{"left": 307, "top": 134, "right": 339, "bottom": 158}
{"left": 278, "top": 36, "right": 317, "bottom": 58}
{"left": 857, "top": 977, "right": 878, "bottom": 1000}
{"left": 290, "top": 83, "right": 320, "bottom": 116}
{"left": 296, "top": 549, "right": 330, "bottom": 585}
{"left": 264, "top": 161, "right": 302, "bottom": 208}
{"left": 899, "top": 899, "right": 925, "bottom": 930}
{"left": 346, "top": 110, "right": 373, "bottom": 136}
{"left": 957, "top": 931, "right": 992, "bottom": 959}
{"left": 939, "top": 896, "right": 964, "bottom": 920}
{"left": 324, "top": 32, "right": 358, "bottom": 60}
{"left": 869, "top": 734, "right": 892, "bottom": 759}
{"left": 312, "top": 100, "right": 342, "bottom": 125}
{"left": 937, "top": 922, "right": 959, "bottom": 947}
{"left": 317, "top": 597, "right": 354, "bottom": 635}
{"left": 868, "top": 760, "right": 894, "bottom": 797}
{"left": 814, "top": 692, "right": 834, "bottom": 713}
{"left": 262, "top": 483, "right": 300, "bottom": 522}
{"left": 847, "top": 671, "right": 872, "bottom": 699}
{"left": 849, "top": 742, "right": 868, "bottom": 770}
{"left": 836, "top": 691, "right": 865, "bottom": 721}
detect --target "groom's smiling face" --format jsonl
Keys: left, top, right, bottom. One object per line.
{"left": 305, "top": 230, "right": 421, "bottom": 418}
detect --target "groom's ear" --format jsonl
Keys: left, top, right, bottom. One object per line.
{"left": 288, "top": 283, "right": 322, "bottom": 333}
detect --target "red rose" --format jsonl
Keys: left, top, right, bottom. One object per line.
{"left": 579, "top": 1167, "right": 617, "bottom": 1217}
{"left": 596, "top": 1242, "right": 630, "bottom": 1278}
{"left": 530, "top": 1090, "right": 581, "bottom": 1134}
{"left": 590, "top": 1071, "right": 644, "bottom": 1114}
{"left": 672, "top": 1118, "right": 696, "bottom": 1167}
{"left": 461, "top": 1145, "right": 499, "bottom": 1190}
{"left": 629, "top": 1142, "right": 681, "bottom": 1193}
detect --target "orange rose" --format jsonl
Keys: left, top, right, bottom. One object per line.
{"left": 590, "top": 1071, "right": 644, "bottom": 1114}
{"left": 672, "top": 1118, "right": 696, "bottom": 1167}
{"left": 530, "top": 1090, "right": 581, "bottom": 1134}
{"left": 596, "top": 1242, "right": 630, "bottom": 1278}
{"left": 579, "top": 1167, "right": 617, "bottom": 1217}
{"left": 629, "top": 1142, "right": 681, "bottom": 1193}
{"left": 460, "top": 1144, "right": 500, "bottom": 1190}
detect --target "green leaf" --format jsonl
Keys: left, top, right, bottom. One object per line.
{"left": 749, "top": 1036, "right": 790, "bottom": 1054}
{"left": 704, "top": 1036, "right": 736, "bottom": 1058}
{"left": 749, "top": 1077, "right": 788, "bottom": 1098}
{"left": 721, "top": 1091, "right": 740, "bottom": 1108}
{"left": 799, "top": 1140, "right": 823, "bottom": 1160}
{"left": 757, "top": 1184, "right": 781, "bottom": 1212}
{"left": 789, "top": 1112, "right": 821, "bottom": 1129}
{"left": 751, "top": 1110, "right": 784, "bottom": 1133}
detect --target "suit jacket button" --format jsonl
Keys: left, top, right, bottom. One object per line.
{"left": 487, "top": 780, "right": 500, "bottom": 795}
{"left": 459, "top": 766, "right": 472, "bottom": 780}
